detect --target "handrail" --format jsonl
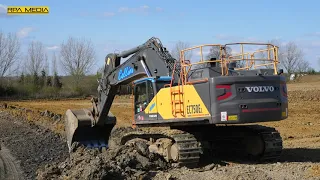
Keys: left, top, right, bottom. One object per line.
{"left": 177, "top": 42, "right": 279, "bottom": 82}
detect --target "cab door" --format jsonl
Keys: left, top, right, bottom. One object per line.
{"left": 145, "top": 80, "right": 158, "bottom": 120}
{"left": 134, "top": 80, "right": 157, "bottom": 122}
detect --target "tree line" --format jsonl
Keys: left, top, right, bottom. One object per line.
{"left": 0, "top": 31, "right": 97, "bottom": 98}
{"left": 0, "top": 30, "right": 319, "bottom": 98}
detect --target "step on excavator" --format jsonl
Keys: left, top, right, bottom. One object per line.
{"left": 65, "top": 37, "right": 288, "bottom": 167}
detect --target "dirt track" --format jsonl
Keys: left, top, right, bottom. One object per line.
{"left": 0, "top": 75, "right": 319, "bottom": 179}
{"left": 0, "top": 111, "right": 68, "bottom": 180}
{"left": 0, "top": 145, "right": 23, "bottom": 180}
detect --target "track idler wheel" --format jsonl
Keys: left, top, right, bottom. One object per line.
{"left": 169, "top": 143, "right": 180, "bottom": 162}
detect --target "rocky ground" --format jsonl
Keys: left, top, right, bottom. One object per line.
{"left": 0, "top": 75, "right": 319, "bottom": 180}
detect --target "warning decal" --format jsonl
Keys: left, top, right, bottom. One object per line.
{"left": 221, "top": 111, "right": 227, "bottom": 121}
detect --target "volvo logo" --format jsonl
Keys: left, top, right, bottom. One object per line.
{"left": 245, "top": 86, "right": 275, "bottom": 93}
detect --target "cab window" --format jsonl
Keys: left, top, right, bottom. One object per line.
{"left": 147, "top": 80, "right": 154, "bottom": 101}
{"left": 134, "top": 80, "right": 156, "bottom": 114}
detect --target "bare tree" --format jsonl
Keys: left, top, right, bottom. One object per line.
{"left": 26, "top": 41, "right": 47, "bottom": 74}
{"left": 51, "top": 52, "right": 62, "bottom": 88}
{"left": 255, "top": 51, "right": 274, "bottom": 69}
{"left": 254, "top": 39, "right": 284, "bottom": 69}
{"left": 0, "top": 31, "right": 21, "bottom": 77}
{"left": 296, "top": 59, "right": 310, "bottom": 73}
{"left": 44, "top": 53, "right": 49, "bottom": 75}
{"left": 194, "top": 46, "right": 232, "bottom": 69}
{"left": 59, "top": 37, "right": 96, "bottom": 88}
{"left": 207, "top": 46, "right": 232, "bottom": 60}
{"left": 170, "top": 41, "right": 193, "bottom": 61}
{"left": 51, "top": 52, "right": 57, "bottom": 75}
{"left": 280, "top": 41, "right": 304, "bottom": 74}
{"left": 256, "top": 39, "right": 310, "bottom": 73}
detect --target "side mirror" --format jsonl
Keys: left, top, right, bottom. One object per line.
{"left": 278, "top": 69, "right": 284, "bottom": 75}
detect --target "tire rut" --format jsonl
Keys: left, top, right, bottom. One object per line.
{"left": 0, "top": 111, "right": 69, "bottom": 179}
{"left": 0, "top": 144, "right": 23, "bottom": 180}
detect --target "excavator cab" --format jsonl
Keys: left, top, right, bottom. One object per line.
{"left": 133, "top": 76, "right": 171, "bottom": 122}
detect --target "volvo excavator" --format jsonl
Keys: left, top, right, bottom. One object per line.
{"left": 65, "top": 37, "right": 288, "bottom": 167}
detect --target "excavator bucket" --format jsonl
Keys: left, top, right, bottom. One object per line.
{"left": 64, "top": 109, "right": 116, "bottom": 152}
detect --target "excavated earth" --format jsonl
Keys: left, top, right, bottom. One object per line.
{"left": 0, "top": 75, "right": 320, "bottom": 180}
{"left": 37, "top": 127, "right": 171, "bottom": 180}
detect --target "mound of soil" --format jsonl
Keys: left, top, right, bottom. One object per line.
{"left": 36, "top": 128, "right": 170, "bottom": 180}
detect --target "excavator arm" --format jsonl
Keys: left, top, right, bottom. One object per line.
{"left": 65, "top": 37, "right": 178, "bottom": 152}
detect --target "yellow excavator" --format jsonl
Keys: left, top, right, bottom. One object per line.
{"left": 65, "top": 37, "right": 287, "bottom": 167}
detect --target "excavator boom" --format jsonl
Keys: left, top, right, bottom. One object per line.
{"left": 65, "top": 37, "right": 178, "bottom": 151}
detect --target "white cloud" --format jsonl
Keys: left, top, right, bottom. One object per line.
{"left": 17, "top": 27, "right": 34, "bottom": 38}
{"left": 196, "top": 50, "right": 210, "bottom": 56}
{"left": 0, "top": 4, "right": 8, "bottom": 17}
{"left": 273, "top": 36, "right": 282, "bottom": 40}
{"left": 118, "top": 5, "right": 153, "bottom": 13}
{"left": 280, "top": 41, "right": 288, "bottom": 46}
{"left": 215, "top": 34, "right": 263, "bottom": 43}
{"left": 141, "top": 5, "right": 149, "bottom": 10}
{"left": 0, "top": 4, "right": 7, "bottom": 14}
{"left": 242, "top": 37, "right": 260, "bottom": 42}
{"left": 46, "top": 45, "right": 59, "bottom": 50}
{"left": 156, "top": 7, "right": 163, "bottom": 12}
{"left": 305, "top": 32, "right": 320, "bottom": 37}
{"left": 310, "top": 41, "right": 320, "bottom": 47}
{"left": 231, "top": 51, "right": 240, "bottom": 55}
{"left": 80, "top": 5, "right": 162, "bottom": 17}
{"left": 102, "top": 12, "right": 115, "bottom": 17}
{"left": 118, "top": 7, "right": 129, "bottom": 12}
{"left": 80, "top": 11, "right": 115, "bottom": 18}
{"left": 215, "top": 34, "right": 235, "bottom": 40}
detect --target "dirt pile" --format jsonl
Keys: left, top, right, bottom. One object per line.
{"left": 36, "top": 128, "right": 170, "bottom": 180}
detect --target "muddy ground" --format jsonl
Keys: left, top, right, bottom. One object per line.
{"left": 0, "top": 75, "right": 320, "bottom": 180}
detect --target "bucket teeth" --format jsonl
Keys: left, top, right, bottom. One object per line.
{"left": 99, "top": 140, "right": 108, "bottom": 148}
{"left": 80, "top": 140, "right": 109, "bottom": 150}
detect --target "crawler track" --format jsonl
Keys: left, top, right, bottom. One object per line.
{"left": 184, "top": 125, "right": 283, "bottom": 162}
{"left": 170, "top": 133, "right": 202, "bottom": 167}
{"left": 249, "top": 125, "right": 283, "bottom": 161}
{"left": 119, "top": 129, "right": 202, "bottom": 167}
